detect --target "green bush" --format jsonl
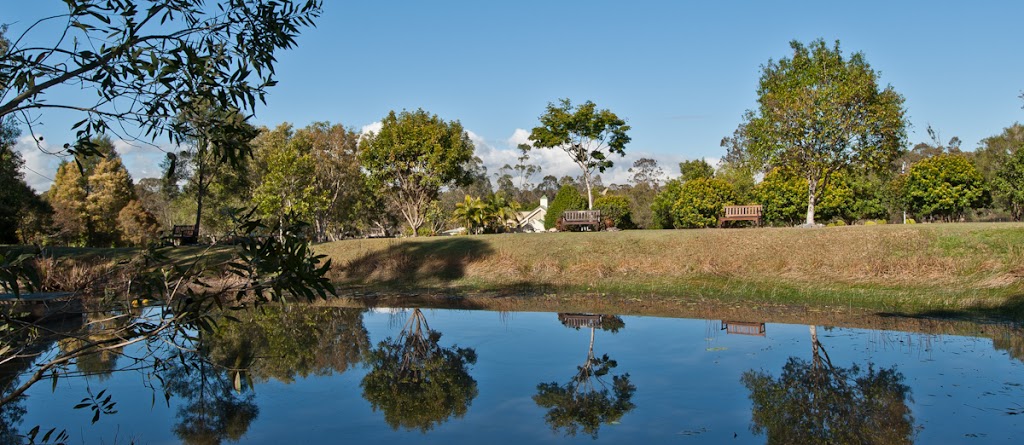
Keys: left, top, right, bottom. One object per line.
{"left": 670, "top": 178, "right": 737, "bottom": 228}
{"left": 594, "top": 195, "right": 634, "bottom": 229}
{"left": 544, "top": 185, "right": 587, "bottom": 230}
{"left": 650, "top": 179, "right": 684, "bottom": 229}
{"left": 905, "top": 154, "right": 988, "bottom": 221}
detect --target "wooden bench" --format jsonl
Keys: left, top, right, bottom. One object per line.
{"left": 169, "top": 225, "right": 198, "bottom": 246}
{"left": 718, "top": 205, "right": 762, "bottom": 227}
{"left": 559, "top": 210, "right": 603, "bottom": 231}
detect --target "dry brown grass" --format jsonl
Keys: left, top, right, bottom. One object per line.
{"left": 317, "top": 223, "right": 1024, "bottom": 316}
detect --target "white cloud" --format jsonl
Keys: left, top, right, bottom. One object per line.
{"left": 472, "top": 128, "right": 690, "bottom": 190}
{"left": 360, "top": 121, "right": 382, "bottom": 136}
{"left": 506, "top": 128, "right": 532, "bottom": 147}
{"left": 13, "top": 135, "right": 65, "bottom": 193}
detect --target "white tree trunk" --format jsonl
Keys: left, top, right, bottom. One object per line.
{"left": 806, "top": 177, "right": 817, "bottom": 225}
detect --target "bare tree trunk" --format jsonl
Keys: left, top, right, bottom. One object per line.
{"left": 194, "top": 140, "right": 209, "bottom": 240}
{"left": 805, "top": 177, "right": 817, "bottom": 226}
{"left": 584, "top": 171, "right": 594, "bottom": 210}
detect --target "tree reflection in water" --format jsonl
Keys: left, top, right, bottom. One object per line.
{"left": 360, "top": 308, "right": 478, "bottom": 432}
{"left": 741, "top": 325, "right": 916, "bottom": 445}
{"left": 162, "top": 306, "right": 370, "bottom": 444}
{"left": 534, "top": 314, "right": 636, "bottom": 439}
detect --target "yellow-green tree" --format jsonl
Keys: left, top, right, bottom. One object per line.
{"left": 251, "top": 124, "right": 328, "bottom": 232}
{"left": 743, "top": 39, "right": 907, "bottom": 225}
{"left": 905, "top": 154, "right": 988, "bottom": 221}
{"left": 86, "top": 155, "right": 136, "bottom": 246}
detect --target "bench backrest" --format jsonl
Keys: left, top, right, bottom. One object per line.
{"left": 723, "top": 205, "right": 762, "bottom": 217}
{"left": 562, "top": 210, "right": 601, "bottom": 223}
{"left": 171, "top": 225, "right": 196, "bottom": 237}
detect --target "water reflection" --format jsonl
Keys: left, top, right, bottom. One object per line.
{"left": 534, "top": 314, "right": 636, "bottom": 439}
{"left": 360, "top": 308, "right": 478, "bottom": 432}
{"left": 741, "top": 325, "right": 916, "bottom": 444}
{"left": 0, "top": 315, "right": 84, "bottom": 444}
{"left": 161, "top": 305, "right": 370, "bottom": 444}
{"left": 162, "top": 337, "right": 259, "bottom": 445}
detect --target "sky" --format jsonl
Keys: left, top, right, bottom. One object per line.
{"left": 6, "top": 0, "right": 1024, "bottom": 192}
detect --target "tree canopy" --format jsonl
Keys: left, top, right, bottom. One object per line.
{"left": 905, "top": 154, "right": 988, "bottom": 221}
{"left": 529, "top": 99, "right": 630, "bottom": 209}
{"left": 359, "top": 109, "right": 475, "bottom": 236}
{"left": 743, "top": 39, "right": 907, "bottom": 225}
{"left": 0, "top": 0, "right": 323, "bottom": 158}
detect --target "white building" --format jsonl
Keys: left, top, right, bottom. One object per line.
{"left": 515, "top": 196, "right": 548, "bottom": 232}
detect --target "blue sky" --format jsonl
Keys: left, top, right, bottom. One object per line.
{"left": 8, "top": 0, "right": 1024, "bottom": 191}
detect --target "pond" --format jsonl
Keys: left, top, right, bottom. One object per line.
{"left": 4, "top": 306, "right": 1024, "bottom": 444}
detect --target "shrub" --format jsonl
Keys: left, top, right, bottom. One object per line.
{"left": 650, "top": 179, "right": 684, "bottom": 229}
{"left": 670, "top": 178, "right": 737, "bottom": 229}
{"left": 594, "top": 195, "right": 634, "bottom": 229}
{"left": 905, "top": 154, "right": 988, "bottom": 221}
{"left": 544, "top": 186, "right": 587, "bottom": 230}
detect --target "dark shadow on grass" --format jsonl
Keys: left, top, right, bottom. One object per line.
{"left": 340, "top": 237, "right": 495, "bottom": 287}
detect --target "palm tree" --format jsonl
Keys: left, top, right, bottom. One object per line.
{"left": 485, "top": 194, "right": 521, "bottom": 233}
{"left": 452, "top": 195, "right": 486, "bottom": 234}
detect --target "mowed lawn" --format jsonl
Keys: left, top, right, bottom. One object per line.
{"left": 318, "top": 223, "right": 1024, "bottom": 318}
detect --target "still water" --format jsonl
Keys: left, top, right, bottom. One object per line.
{"left": 7, "top": 307, "right": 1024, "bottom": 444}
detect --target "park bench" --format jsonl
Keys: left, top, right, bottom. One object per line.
{"left": 559, "top": 210, "right": 603, "bottom": 231}
{"left": 718, "top": 205, "right": 762, "bottom": 227}
{"left": 169, "top": 225, "right": 198, "bottom": 246}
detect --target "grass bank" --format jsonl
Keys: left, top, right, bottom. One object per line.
{"left": 318, "top": 223, "right": 1024, "bottom": 320}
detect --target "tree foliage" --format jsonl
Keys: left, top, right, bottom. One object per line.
{"left": 359, "top": 109, "right": 475, "bottom": 236}
{"left": 545, "top": 185, "right": 588, "bottom": 230}
{"left": 994, "top": 147, "right": 1024, "bottom": 221}
{"left": 116, "top": 200, "right": 161, "bottom": 246}
{"left": 0, "top": 118, "right": 42, "bottom": 244}
{"left": 904, "top": 154, "right": 988, "bottom": 221}
{"left": 975, "top": 123, "right": 1024, "bottom": 219}
{"left": 251, "top": 124, "right": 328, "bottom": 230}
{"left": 743, "top": 39, "right": 907, "bottom": 225}
{"left": 678, "top": 159, "right": 715, "bottom": 182}
{"left": 529, "top": 99, "right": 631, "bottom": 209}
{"left": 652, "top": 178, "right": 736, "bottom": 228}
{"left": 754, "top": 169, "right": 856, "bottom": 226}
{"left": 593, "top": 195, "right": 633, "bottom": 229}
{"left": 0, "top": 0, "right": 323, "bottom": 158}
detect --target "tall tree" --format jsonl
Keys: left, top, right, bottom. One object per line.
{"left": 529, "top": 99, "right": 631, "bottom": 209}
{"left": 994, "top": 147, "right": 1024, "bottom": 221}
{"left": 48, "top": 161, "right": 90, "bottom": 245}
{"left": 297, "top": 122, "right": 364, "bottom": 241}
{"left": 175, "top": 102, "right": 258, "bottom": 239}
{"left": 86, "top": 152, "right": 137, "bottom": 245}
{"left": 628, "top": 158, "right": 664, "bottom": 190}
{"left": 0, "top": 1, "right": 322, "bottom": 159}
{"left": 973, "top": 123, "right": 1024, "bottom": 217}
{"left": 743, "top": 39, "right": 907, "bottom": 225}
{"left": 359, "top": 109, "right": 475, "bottom": 236}
{"left": 251, "top": 124, "right": 327, "bottom": 234}
{"left": 0, "top": 118, "right": 44, "bottom": 243}
{"left": 678, "top": 159, "right": 715, "bottom": 182}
